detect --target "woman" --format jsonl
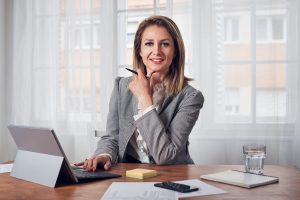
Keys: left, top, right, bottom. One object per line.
{"left": 76, "top": 15, "right": 204, "bottom": 171}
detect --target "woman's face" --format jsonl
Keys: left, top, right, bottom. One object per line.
{"left": 139, "top": 25, "right": 175, "bottom": 79}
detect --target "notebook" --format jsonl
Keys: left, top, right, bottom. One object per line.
{"left": 200, "top": 170, "right": 279, "bottom": 188}
{"left": 7, "top": 125, "right": 121, "bottom": 187}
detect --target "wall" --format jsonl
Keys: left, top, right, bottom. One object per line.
{"left": 0, "top": 0, "right": 6, "bottom": 162}
{"left": 0, "top": 0, "right": 16, "bottom": 162}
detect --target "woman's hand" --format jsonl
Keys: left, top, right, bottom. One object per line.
{"left": 74, "top": 155, "right": 111, "bottom": 171}
{"left": 128, "top": 68, "right": 153, "bottom": 111}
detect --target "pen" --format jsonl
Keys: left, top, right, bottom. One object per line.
{"left": 125, "top": 68, "right": 149, "bottom": 79}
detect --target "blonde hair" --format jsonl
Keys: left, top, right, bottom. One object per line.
{"left": 133, "top": 15, "right": 192, "bottom": 95}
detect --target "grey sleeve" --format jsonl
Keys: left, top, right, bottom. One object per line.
{"left": 94, "top": 77, "right": 121, "bottom": 163}
{"left": 134, "top": 90, "right": 204, "bottom": 165}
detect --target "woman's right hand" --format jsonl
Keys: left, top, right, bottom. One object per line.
{"left": 74, "top": 155, "right": 111, "bottom": 171}
{"left": 128, "top": 68, "right": 153, "bottom": 111}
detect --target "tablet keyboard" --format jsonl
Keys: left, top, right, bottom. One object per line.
{"left": 72, "top": 168, "right": 121, "bottom": 180}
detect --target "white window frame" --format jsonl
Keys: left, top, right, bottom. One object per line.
{"left": 115, "top": 0, "right": 298, "bottom": 136}
{"left": 196, "top": 0, "right": 298, "bottom": 136}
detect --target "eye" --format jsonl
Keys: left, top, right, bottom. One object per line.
{"left": 161, "top": 42, "right": 170, "bottom": 47}
{"left": 145, "top": 42, "right": 153, "bottom": 46}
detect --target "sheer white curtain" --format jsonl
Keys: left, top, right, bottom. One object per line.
{"left": 0, "top": 0, "right": 6, "bottom": 162}
{"left": 187, "top": 0, "right": 300, "bottom": 167}
{"left": 1, "top": 0, "right": 299, "bottom": 168}
{"left": 2, "top": 0, "right": 116, "bottom": 163}
{"left": 294, "top": 0, "right": 300, "bottom": 168}
{"left": 115, "top": 0, "right": 299, "bottom": 167}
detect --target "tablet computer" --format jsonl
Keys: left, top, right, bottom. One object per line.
{"left": 7, "top": 125, "right": 121, "bottom": 187}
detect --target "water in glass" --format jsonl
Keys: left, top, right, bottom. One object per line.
{"left": 243, "top": 144, "right": 266, "bottom": 174}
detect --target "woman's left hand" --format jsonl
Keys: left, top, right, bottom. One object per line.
{"left": 128, "top": 68, "right": 153, "bottom": 111}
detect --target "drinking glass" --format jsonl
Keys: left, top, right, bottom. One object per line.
{"left": 243, "top": 144, "right": 266, "bottom": 174}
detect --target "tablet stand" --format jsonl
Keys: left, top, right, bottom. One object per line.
{"left": 11, "top": 150, "right": 64, "bottom": 187}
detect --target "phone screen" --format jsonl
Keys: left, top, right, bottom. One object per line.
{"left": 154, "top": 182, "right": 199, "bottom": 193}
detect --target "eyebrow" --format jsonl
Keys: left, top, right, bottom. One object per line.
{"left": 143, "top": 39, "right": 171, "bottom": 42}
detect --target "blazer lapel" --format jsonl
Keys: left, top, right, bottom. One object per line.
{"left": 119, "top": 91, "right": 138, "bottom": 161}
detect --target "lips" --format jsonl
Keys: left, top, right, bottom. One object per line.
{"left": 150, "top": 58, "right": 164, "bottom": 64}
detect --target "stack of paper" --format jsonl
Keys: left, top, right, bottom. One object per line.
{"left": 101, "top": 179, "right": 226, "bottom": 200}
{"left": 0, "top": 163, "right": 13, "bottom": 173}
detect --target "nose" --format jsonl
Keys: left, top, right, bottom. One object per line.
{"left": 153, "top": 43, "right": 162, "bottom": 55}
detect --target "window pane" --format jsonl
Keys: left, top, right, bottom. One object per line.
{"left": 224, "top": 17, "right": 239, "bottom": 42}
{"left": 83, "top": 27, "right": 91, "bottom": 48}
{"left": 127, "top": 0, "right": 154, "bottom": 9}
{"left": 256, "top": 64, "right": 286, "bottom": 122}
{"left": 215, "top": 64, "right": 251, "bottom": 123}
{"left": 256, "top": 89, "right": 286, "bottom": 121}
{"left": 256, "top": 18, "right": 268, "bottom": 41}
{"left": 123, "top": 0, "right": 167, "bottom": 10}
{"left": 93, "top": 49, "right": 101, "bottom": 66}
{"left": 231, "top": 18, "right": 239, "bottom": 41}
{"left": 256, "top": 14, "right": 287, "bottom": 61}
{"left": 272, "top": 17, "right": 284, "bottom": 40}
{"left": 74, "top": 28, "right": 81, "bottom": 48}
{"left": 256, "top": 38, "right": 287, "bottom": 61}
{"left": 256, "top": 3, "right": 287, "bottom": 60}
{"left": 224, "top": 18, "right": 230, "bottom": 41}
{"left": 216, "top": 9, "right": 251, "bottom": 61}
{"left": 93, "top": 25, "right": 101, "bottom": 48}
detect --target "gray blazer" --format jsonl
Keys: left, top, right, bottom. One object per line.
{"left": 94, "top": 77, "right": 204, "bottom": 165}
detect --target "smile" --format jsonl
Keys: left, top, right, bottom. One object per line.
{"left": 150, "top": 58, "right": 164, "bottom": 63}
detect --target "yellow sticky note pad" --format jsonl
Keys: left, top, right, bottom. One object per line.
{"left": 126, "top": 168, "right": 157, "bottom": 179}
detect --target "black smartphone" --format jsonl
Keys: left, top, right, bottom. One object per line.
{"left": 154, "top": 182, "right": 199, "bottom": 193}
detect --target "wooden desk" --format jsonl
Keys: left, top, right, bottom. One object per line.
{"left": 0, "top": 164, "right": 299, "bottom": 200}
